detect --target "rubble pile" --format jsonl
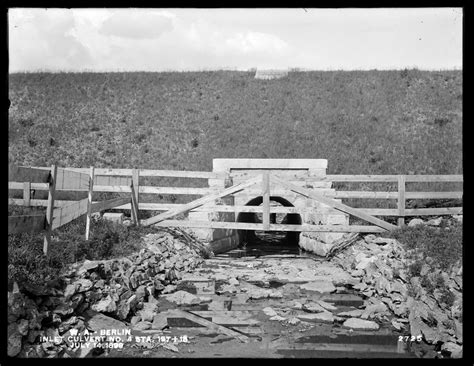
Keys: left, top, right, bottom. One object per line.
{"left": 329, "top": 226, "right": 462, "bottom": 358}
{"left": 7, "top": 229, "right": 205, "bottom": 358}
{"left": 7, "top": 216, "right": 463, "bottom": 358}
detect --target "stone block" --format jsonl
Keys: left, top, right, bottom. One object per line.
{"left": 208, "top": 235, "right": 239, "bottom": 255}
{"left": 319, "top": 232, "right": 346, "bottom": 243}
{"left": 188, "top": 211, "right": 211, "bottom": 221}
{"left": 299, "top": 181, "right": 333, "bottom": 189}
{"left": 216, "top": 196, "right": 234, "bottom": 205}
{"left": 308, "top": 168, "right": 327, "bottom": 177}
{"left": 217, "top": 211, "right": 235, "bottom": 223}
{"left": 299, "top": 234, "right": 333, "bottom": 256}
{"left": 189, "top": 228, "right": 213, "bottom": 242}
{"left": 305, "top": 212, "right": 349, "bottom": 226}
{"left": 208, "top": 178, "right": 227, "bottom": 188}
{"left": 326, "top": 214, "right": 349, "bottom": 225}
{"left": 212, "top": 228, "right": 237, "bottom": 241}
{"left": 103, "top": 213, "right": 124, "bottom": 224}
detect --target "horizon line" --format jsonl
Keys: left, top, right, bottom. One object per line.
{"left": 9, "top": 67, "right": 463, "bottom": 74}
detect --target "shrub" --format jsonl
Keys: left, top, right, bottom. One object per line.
{"left": 408, "top": 261, "right": 422, "bottom": 277}
{"left": 439, "top": 288, "right": 455, "bottom": 307}
{"left": 388, "top": 222, "right": 462, "bottom": 271}
{"left": 388, "top": 220, "right": 462, "bottom": 303}
{"left": 420, "top": 276, "right": 434, "bottom": 292}
{"left": 8, "top": 215, "right": 154, "bottom": 289}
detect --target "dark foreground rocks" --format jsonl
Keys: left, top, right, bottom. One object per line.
{"left": 330, "top": 227, "right": 462, "bottom": 358}
{"left": 8, "top": 229, "right": 205, "bottom": 358}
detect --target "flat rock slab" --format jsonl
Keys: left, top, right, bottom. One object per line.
{"left": 245, "top": 287, "right": 283, "bottom": 299}
{"left": 300, "top": 281, "right": 336, "bottom": 294}
{"left": 302, "top": 302, "right": 326, "bottom": 313}
{"left": 163, "top": 310, "right": 260, "bottom": 328}
{"left": 270, "top": 315, "right": 287, "bottom": 322}
{"left": 177, "top": 279, "right": 216, "bottom": 295}
{"left": 342, "top": 318, "right": 380, "bottom": 331}
{"left": 317, "top": 300, "right": 338, "bottom": 311}
{"left": 320, "top": 294, "right": 364, "bottom": 307}
{"left": 337, "top": 309, "right": 364, "bottom": 318}
{"left": 151, "top": 317, "right": 168, "bottom": 330}
{"left": 262, "top": 307, "right": 278, "bottom": 317}
{"left": 297, "top": 312, "right": 334, "bottom": 324}
{"left": 296, "top": 333, "right": 399, "bottom": 346}
{"left": 162, "top": 291, "right": 208, "bottom": 306}
{"left": 84, "top": 310, "right": 128, "bottom": 340}
{"left": 196, "top": 258, "right": 358, "bottom": 286}
{"left": 133, "top": 321, "right": 152, "bottom": 330}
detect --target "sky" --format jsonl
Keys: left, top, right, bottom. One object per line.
{"left": 8, "top": 7, "right": 463, "bottom": 72}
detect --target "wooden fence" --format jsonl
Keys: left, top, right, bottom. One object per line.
{"left": 8, "top": 164, "right": 136, "bottom": 256}
{"left": 9, "top": 166, "right": 462, "bottom": 231}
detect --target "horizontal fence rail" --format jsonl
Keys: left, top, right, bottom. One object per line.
{"left": 7, "top": 182, "right": 463, "bottom": 199}
{"left": 34, "top": 167, "right": 227, "bottom": 179}
{"left": 154, "top": 220, "right": 387, "bottom": 233}
{"left": 9, "top": 166, "right": 463, "bottom": 236}
{"left": 326, "top": 175, "right": 463, "bottom": 182}
{"left": 8, "top": 199, "right": 463, "bottom": 217}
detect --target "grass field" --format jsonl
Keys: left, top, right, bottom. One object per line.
{"left": 8, "top": 69, "right": 462, "bottom": 175}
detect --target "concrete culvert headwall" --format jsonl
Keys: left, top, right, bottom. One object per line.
{"left": 193, "top": 159, "right": 350, "bottom": 256}
{"left": 236, "top": 196, "right": 302, "bottom": 245}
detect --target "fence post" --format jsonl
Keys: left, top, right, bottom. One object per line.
{"left": 397, "top": 175, "right": 405, "bottom": 227}
{"left": 132, "top": 168, "right": 139, "bottom": 210}
{"left": 262, "top": 171, "right": 270, "bottom": 230}
{"left": 85, "top": 166, "right": 95, "bottom": 240}
{"left": 131, "top": 169, "right": 140, "bottom": 226}
{"left": 43, "top": 164, "right": 57, "bottom": 256}
{"left": 23, "top": 181, "right": 31, "bottom": 207}
{"left": 130, "top": 184, "right": 139, "bottom": 226}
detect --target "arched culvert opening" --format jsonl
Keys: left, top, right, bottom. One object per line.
{"left": 236, "top": 196, "right": 302, "bottom": 255}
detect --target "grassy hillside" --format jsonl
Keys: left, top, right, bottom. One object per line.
{"left": 8, "top": 70, "right": 462, "bottom": 174}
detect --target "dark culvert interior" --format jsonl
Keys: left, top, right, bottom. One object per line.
{"left": 236, "top": 196, "right": 302, "bottom": 256}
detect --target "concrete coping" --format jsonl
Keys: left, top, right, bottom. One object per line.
{"left": 213, "top": 159, "right": 328, "bottom": 172}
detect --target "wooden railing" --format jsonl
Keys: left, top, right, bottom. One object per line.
{"left": 9, "top": 167, "right": 463, "bottom": 231}
{"left": 328, "top": 174, "right": 462, "bottom": 226}
{"left": 8, "top": 165, "right": 136, "bottom": 255}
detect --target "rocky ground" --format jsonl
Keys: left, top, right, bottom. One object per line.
{"left": 7, "top": 217, "right": 463, "bottom": 359}
{"left": 7, "top": 229, "right": 205, "bottom": 358}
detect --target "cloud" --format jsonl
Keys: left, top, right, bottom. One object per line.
{"left": 8, "top": 8, "right": 462, "bottom": 72}
{"left": 161, "top": 18, "right": 292, "bottom": 69}
{"left": 224, "top": 31, "right": 289, "bottom": 54}
{"left": 9, "top": 8, "right": 93, "bottom": 71}
{"left": 99, "top": 10, "right": 174, "bottom": 39}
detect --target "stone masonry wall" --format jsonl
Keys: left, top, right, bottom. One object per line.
{"left": 193, "top": 159, "right": 350, "bottom": 256}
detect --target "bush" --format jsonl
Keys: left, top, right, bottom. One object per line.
{"left": 387, "top": 220, "right": 462, "bottom": 305}
{"left": 439, "top": 288, "right": 455, "bottom": 307}
{"left": 408, "top": 261, "right": 422, "bottom": 277}
{"left": 388, "top": 221, "right": 462, "bottom": 271}
{"left": 8, "top": 215, "right": 157, "bottom": 289}
{"left": 8, "top": 232, "right": 62, "bottom": 287}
